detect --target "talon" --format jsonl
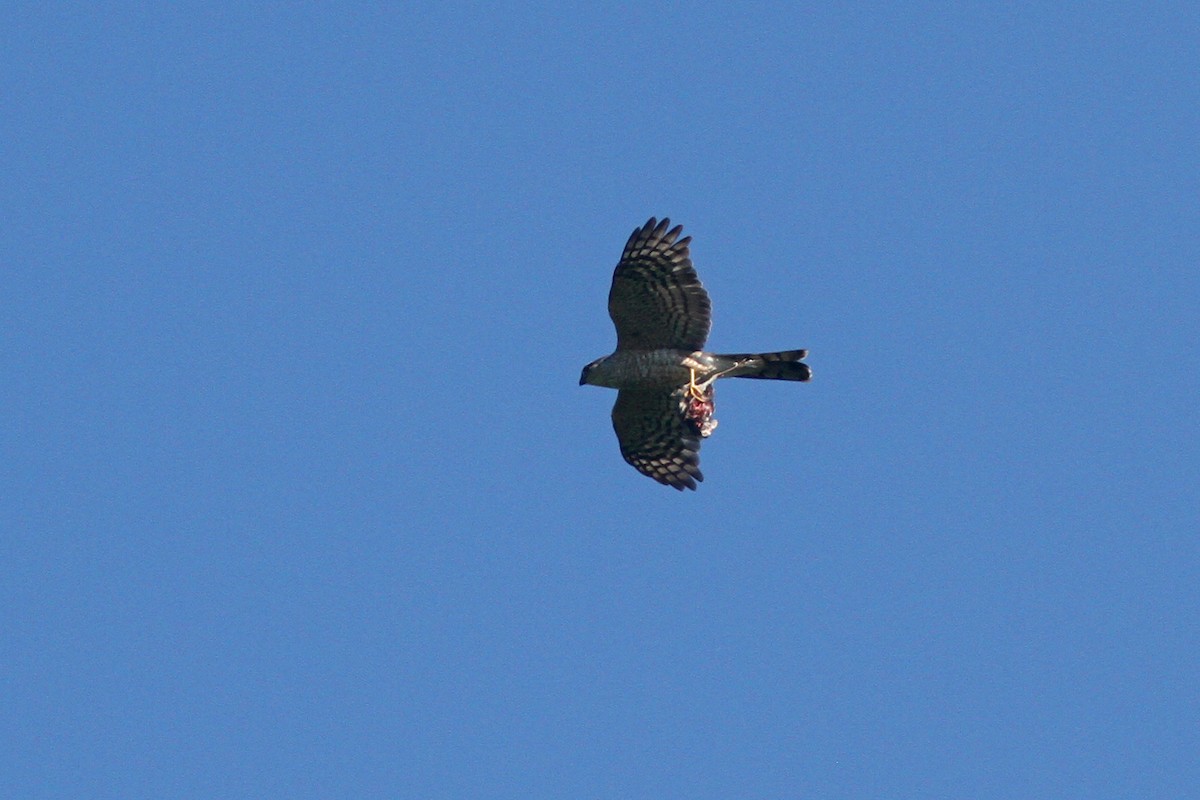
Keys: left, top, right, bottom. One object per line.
{"left": 688, "top": 368, "right": 707, "bottom": 400}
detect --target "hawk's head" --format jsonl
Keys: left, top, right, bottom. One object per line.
{"left": 579, "top": 359, "right": 602, "bottom": 386}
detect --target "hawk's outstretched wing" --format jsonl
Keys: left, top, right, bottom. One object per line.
{"left": 611, "top": 388, "right": 704, "bottom": 491}
{"left": 608, "top": 217, "right": 711, "bottom": 351}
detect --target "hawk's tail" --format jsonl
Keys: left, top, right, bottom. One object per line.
{"left": 719, "top": 350, "right": 812, "bottom": 382}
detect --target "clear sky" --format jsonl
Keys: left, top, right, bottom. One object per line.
{"left": 4, "top": 4, "right": 1198, "bottom": 798}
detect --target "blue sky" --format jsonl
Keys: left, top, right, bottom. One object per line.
{"left": 3, "top": 4, "right": 1198, "bottom": 798}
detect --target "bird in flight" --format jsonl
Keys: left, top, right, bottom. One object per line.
{"left": 580, "top": 217, "right": 811, "bottom": 490}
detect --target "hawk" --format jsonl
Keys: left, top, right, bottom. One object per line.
{"left": 580, "top": 217, "right": 811, "bottom": 490}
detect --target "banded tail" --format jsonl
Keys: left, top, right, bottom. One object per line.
{"left": 720, "top": 349, "right": 812, "bottom": 382}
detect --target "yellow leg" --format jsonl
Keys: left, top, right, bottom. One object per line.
{"left": 688, "top": 368, "right": 707, "bottom": 400}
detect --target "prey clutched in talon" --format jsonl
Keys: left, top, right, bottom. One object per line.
{"left": 681, "top": 380, "right": 718, "bottom": 438}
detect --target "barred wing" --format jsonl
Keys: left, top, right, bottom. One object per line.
{"left": 608, "top": 217, "right": 711, "bottom": 351}
{"left": 611, "top": 389, "right": 704, "bottom": 491}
